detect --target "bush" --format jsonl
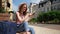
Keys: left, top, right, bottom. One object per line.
{"left": 45, "top": 19, "right": 60, "bottom": 24}
{"left": 29, "top": 18, "right": 38, "bottom": 23}
{"left": 37, "top": 10, "right": 60, "bottom": 24}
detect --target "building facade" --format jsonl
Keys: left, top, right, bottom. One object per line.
{"left": 29, "top": 0, "right": 60, "bottom": 18}
{"left": 39, "top": 0, "right": 51, "bottom": 12}
{"left": 39, "top": 0, "right": 60, "bottom": 12}
{"left": 0, "top": 0, "right": 13, "bottom": 13}
{"left": 51, "top": 0, "right": 60, "bottom": 10}
{"left": 29, "top": 3, "right": 39, "bottom": 18}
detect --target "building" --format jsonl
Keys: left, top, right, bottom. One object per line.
{"left": 39, "top": 0, "right": 51, "bottom": 12}
{"left": 29, "top": 3, "right": 37, "bottom": 13}
{"left": 29, "top": 0, "right": 60, "bottom": 18}
{"left": 39, "top": 0, "right": 60, "bottom": 12}
{"left": 0, "top": 0, "right": 13, "bottom": 13}
{"left": 29, "top": 3, "right": 39, "bottom": 18}
{"left": 50, "top": 0, "right": 60, "bottom": 10}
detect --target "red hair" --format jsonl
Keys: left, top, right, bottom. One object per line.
{"left": 18, "top": 3, "right": 27, "bottom": 15}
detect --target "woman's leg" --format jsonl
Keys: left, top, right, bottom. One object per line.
{"left": 23, "top": 21, "right": 29, "bottom": 34}
{"left": 29, "top": 27, "right": 35, "bottom": 34}
{"left": 23, "top": 21, "right": 35, "bottom": 34}
{"left": 23, "top": 21, "right": 29, "bottom": 31}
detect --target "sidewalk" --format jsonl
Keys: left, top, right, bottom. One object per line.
{"left": 29, "top": 24, "right": 60, "bottom": 34}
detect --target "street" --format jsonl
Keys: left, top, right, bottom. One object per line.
{"left": 29, "top": 24, "right": 60, "bottom": 34}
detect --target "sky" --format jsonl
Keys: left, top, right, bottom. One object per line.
{"left": 13, "top": 0, "right": 43, "bottom": 12}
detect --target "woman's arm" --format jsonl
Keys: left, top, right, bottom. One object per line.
{"left": 16, "top": 12, "right": 29, "bottom": 22}
{"left": 25, "top": 12, "right": 35, "bottom": 22}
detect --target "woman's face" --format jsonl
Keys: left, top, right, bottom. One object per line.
{"left": 22, "top": 5, "right": 27, "bottom": 12}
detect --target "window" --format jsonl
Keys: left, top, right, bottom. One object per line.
{"left": 41, "top": 4, "right": 43, "bottom": 7}
{"left": 39, "top": 4, "right": 40, "bottom": 8}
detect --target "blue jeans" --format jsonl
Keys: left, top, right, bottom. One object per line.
{"left": 0, "top": 21, "right": 35, "bottom": 34}
{"left": 24, "top": 21, "right": 35, "bottom": 34}
{"left": 16, "top": 21, "right": 35, "bottom": 34}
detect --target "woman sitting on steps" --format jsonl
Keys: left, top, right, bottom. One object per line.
{"left": 16, "top": 3, "right": 35, "bottom": 34}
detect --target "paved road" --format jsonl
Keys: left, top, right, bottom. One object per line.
{"left": 29, "top": 24, "right": 60, "bottom": 34}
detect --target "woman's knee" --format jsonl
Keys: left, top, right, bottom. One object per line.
{"left": 29, "top": 27, "right": 35, "bottom": 32}
{"left": 23, "top": 21, "right": 29, "bottom": 31}
{"left": 23, "top": 21, "right": 28, "bottom": 24}
{"left": 23, "top": 21, "right": 29, "bottom": 27}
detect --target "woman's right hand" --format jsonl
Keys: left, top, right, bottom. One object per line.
{"left": 29, "top": 12, "right": 35, "bottom": 17}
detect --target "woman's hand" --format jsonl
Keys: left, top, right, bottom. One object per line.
{"left": 29, "top": 12, "right": 35, "bottom": 16}
{"left": 25, "top": 12, "right": 35, "bottom": 18}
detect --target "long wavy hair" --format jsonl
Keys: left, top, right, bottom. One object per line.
{"left": 18, "top": 3, "right": 27, "bottom": 15}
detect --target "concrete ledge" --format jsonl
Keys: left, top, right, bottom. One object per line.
{"left": 0, "top": 13, "right": 10, "bottom": 21}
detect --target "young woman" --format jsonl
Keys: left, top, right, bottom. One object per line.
{"left": 16, "top": 3, "right": 35, "bottom": 34}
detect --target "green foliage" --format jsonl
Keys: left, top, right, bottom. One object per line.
{"left": 37, "top": 10, "right": 60, "bottom": 23}
{"left": 29, "top": 18, "right": 38, "bottom": 22}
{"left": 0, "top": 8, "right": 5, "bottom": 13}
